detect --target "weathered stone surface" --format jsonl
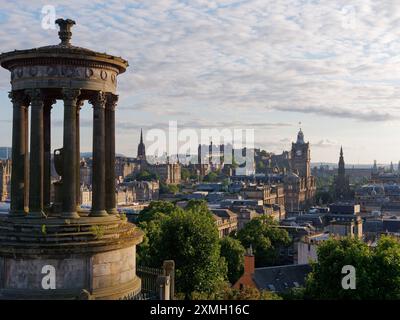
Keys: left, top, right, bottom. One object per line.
{"left": 5, "top": 258, "right": 86, "bottom": 289}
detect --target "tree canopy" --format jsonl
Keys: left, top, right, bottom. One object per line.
{"left": 137, "top": 200, "right": 227, "bottom": 298}
{"left": 236, "top": 215, "right": 290, "bottom": 267}
{"left": 304, "top": 235, "right": 400, "bottom": 300}
{"left": 220, "top": 237, "right": 245, "bottom": 284}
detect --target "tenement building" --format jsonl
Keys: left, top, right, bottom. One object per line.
{"left": 0, "top": 19, "right": 143, "bottom": 299}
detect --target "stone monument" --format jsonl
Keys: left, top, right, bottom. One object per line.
{"left": 0, "top": 19, "right": 143, "bottom": 299}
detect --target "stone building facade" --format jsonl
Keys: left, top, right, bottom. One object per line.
{"left": 211, "top": 208, "right": 238, "bottom": 238}
{"left": 284, "top": 129, "right": 316, "bottom": 211}
{"left": 116, "top": 180, "right": 159, "bottom": 205}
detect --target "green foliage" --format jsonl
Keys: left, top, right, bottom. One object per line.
{"left": 181, "top": 167, "right": 191, "bottom": 181}
{"left": 159, "top": 182, "right": 180, "bottom": 194}
{"left": 236, "top": 215, "right": 290, "bottom": 267}
{"left": 280, "top": 287, "right": 307, "bottom": 300}
{"left": 138, "top": 201, "right": 179, "bottom": 223}
{"left": 137, "top": 201, "right": 227, "bottom": 298}
{"left": 134, "top": 170, "right": 159, "bottom": 181}
{"left": 90, "top": 225, "right": 106, "bottom": 240}
{"left": 368, "top": 236, "right": 400, "bottom": 299}
{"left": 203, "top": 172, "right": 219, "bottom": 182}
{"left": 220, "top": 237, "right": 245, "bottom": 284}
{"left": 304, "top": 235, "right": 400, "bottom": 300}
{"left": 256, "top": 160, "right": 265, "bottom": 173}
{"left": 191, "top": 282, "right": 282, "bottom": 300}
{"left": 185, "top": 199, "right": 210, "bottom": 213}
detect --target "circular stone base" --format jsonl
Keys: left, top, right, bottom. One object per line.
{"left": 0, "top": 214, "right": 143, "bottom": 300}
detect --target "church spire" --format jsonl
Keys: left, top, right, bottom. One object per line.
{"left": 137, "top": 128, "right": 146, "bottom": 161}
{"left": 338, "top": 146, "right": 345, "bottom": 176}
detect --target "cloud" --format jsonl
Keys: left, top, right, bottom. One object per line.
{"left": 312, "top": 139, "right": 339, "bottom": 149}
{"left": 269, "top": 105, "right": 396, "bottom": 122}
{"left": 1, "top": 0, "right": 400, "bottom": 161}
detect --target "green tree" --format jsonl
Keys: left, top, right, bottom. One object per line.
{"left": 305, "top": 237, "right": 371, "bottom": 300}
{"left": 185, "top": 199, "right": 209, "bottom": 212}
{"left": 303, "top": 236, "right": 400, "bottom": 300}
{"left": 159, "top": 182, "right": 180, "bottom": 194}
{"left": 137, "top": 201, "right": 227, "bottom": 298}
{"left": 369, "top": 236, "right": 400, "bottom": 299}
{"left": 135, "top": 170, "right": 158, "bottom": 181}
{"left": 236, "top": 215, "right": 290, "bottom": 267}
{"left": 203, "top": 172, "right": 218, "bottom": 182}
{"left": 256, "top": 160, "right": 265, "bottom": 173}
{"left": 181, "top": 167, "right": 191, "bottom": 181}
{"left": 191, "top": 282, "right": 282, "bottom": 300}
{"left": 138, "top": 200, "right": 179, "bottom": 223}
{"left": 220, "top": 237, "right": 245, "bottom": 284}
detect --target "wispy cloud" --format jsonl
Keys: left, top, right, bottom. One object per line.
{"left": 269, "top": 105, "right": 396, "bottom": 122}
{"left": 1, "top": 1, "right": 400, "bottom": 161}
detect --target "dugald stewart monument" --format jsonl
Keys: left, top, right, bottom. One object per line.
{"left": 0, "top": 19, "right": 143, "bottom": 299}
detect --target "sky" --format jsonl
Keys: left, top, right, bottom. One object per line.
{"left": 0, "top": 0, "right": 400, "bottom": 164}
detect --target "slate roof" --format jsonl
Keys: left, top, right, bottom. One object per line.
{"left": 253, "top": 264, "right": 312, "bottom": 293}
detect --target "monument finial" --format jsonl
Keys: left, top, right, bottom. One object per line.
{"left": 55, "top": 18, "right": 76, "bottom": 46}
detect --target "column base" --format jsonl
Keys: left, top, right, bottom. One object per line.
{"left": 61, "top": 211, "right": 80, "bottom": 219}
{"left": 27, "top": 211, "right": 47, "bottom": 219}
{"left": 106, "top": 208, "right": 119, "bottom": 215}
{"left": 90, "top": 210, "right": 109, "bottom": 217}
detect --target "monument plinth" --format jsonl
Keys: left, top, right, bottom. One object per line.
{"left": 0, "top": 19, "right": 143, "bottom": 299}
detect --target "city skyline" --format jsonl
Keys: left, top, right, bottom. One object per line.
{"left": 1, "top": 1, "right": 400, "bottom": 163}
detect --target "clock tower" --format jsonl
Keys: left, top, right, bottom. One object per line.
{"left": 290, "top": 128, "right": 311, "bottom": 178}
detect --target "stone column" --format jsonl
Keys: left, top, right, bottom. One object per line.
{"left": 89, "top": 91, "right": 108, "bottom": 217}
{"left": 9, "top": 91, "right": 28, "bottom": 216}
{"left": 43, "top": 98, "right": 55, "bottom": 210}
{"left": 76, "top": 100, "right": 83, "bottom": 211}
{"left": 61, "top": 88, "right": 81, "bottom": 219}
{"left": 24, "top": 105, "right": 29, "bottom": 210}
{"left": 26, "top": 88, "right": 46, "bottom": 218}
{"left": 163, "top": 260, "right": 175, "bottom": 300}
{"left": 105, "top": 94, "right": 118, "bottom": 215}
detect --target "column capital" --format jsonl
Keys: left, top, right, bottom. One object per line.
{"left": 89, "top": 91, "right": 106, "bottom": 109}
{"left": 105, "top": 93, "right": 119, "bottom": 111}
{"left": 8, "top": 91, "right": 28, "bottom": 106}
{"left": 77, "top": 99, "right": 84, "bottom": 111}
{"left": 25, "top": 88, "right": 43, "bottom": 105}
{"left": 43, "top": 97, "right": 56, "bottom": 111}
{"left": 62, "top": 88, "right": 81, "bottom": 104}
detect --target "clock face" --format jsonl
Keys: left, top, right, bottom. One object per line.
{"left": 296, "top": 150, "right": 302, "bottom": 156}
